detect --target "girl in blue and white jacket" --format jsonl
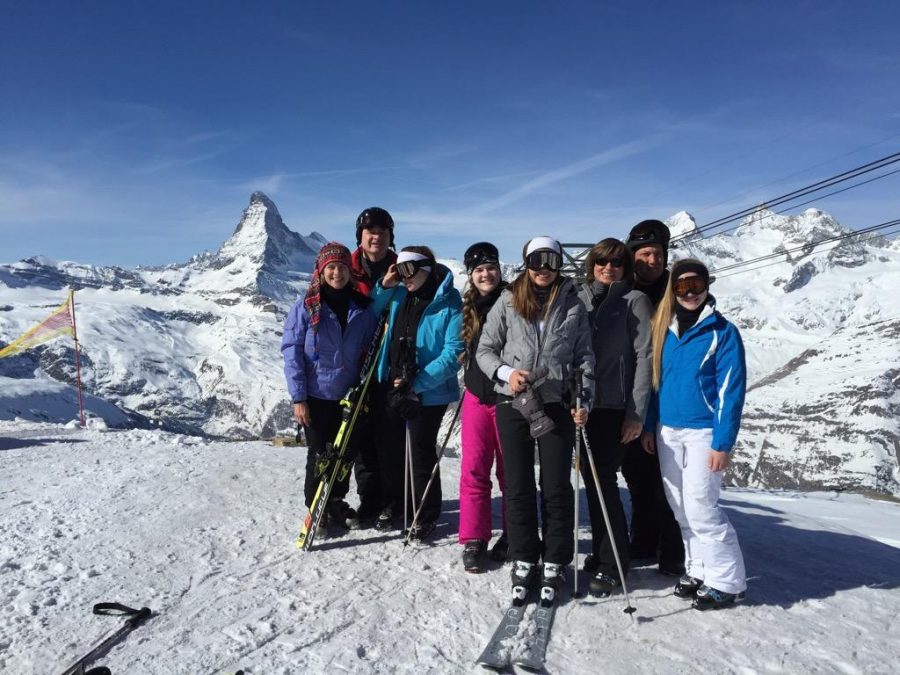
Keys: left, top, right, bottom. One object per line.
{"left": 641, "top": 258, "right": 747, "bottom": 610}
{"left": 282, "top": 242, "right": 378, "bottom": 524}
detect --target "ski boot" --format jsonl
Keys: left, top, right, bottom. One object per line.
{"left": 692, "top": 584, "right": 745, "bottom": 610}
{"left": 673, "top": 574, "right": 703, "bottom": 599}
{"left": 510, "top": 561, "right": 538, "bottom": 606}
{"left": 582, "top": 553, "right": 601, "bottom": 576}
{"left": 374, "top": 506, "right": 394, "bottom": 531}
{"left": 463, "top": 540, "right": 486, "bottom": 573}
{"left": 540, "top": 563, "right": 565, "bottom": 607}
{"left": 407, "top": 520, "right": 436, "bottom": 542}
{"left": 589, "top": 572, "right": 620, "bottom": 598}
{"left": 326, "top": 501, "right": 355, "bottom": 531}
{"left": 490, "top": 532, "right": 509, "bottom": 562}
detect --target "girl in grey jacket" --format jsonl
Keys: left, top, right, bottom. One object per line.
{"left": 577, "top": 238, "right": 652, "bottom": 597}
{"left": 476, "top": 236, "right": 594, "bottom": 604}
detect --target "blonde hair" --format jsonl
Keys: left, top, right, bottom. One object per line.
{"left": 650, "top": 258, "right": 705, "bottom": 390}
{"left": 510, "top": 271, "right": 561, "bottom": 321}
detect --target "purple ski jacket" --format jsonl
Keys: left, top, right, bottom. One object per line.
{"left": 281, "top": 297, "right": 378, "bottom": 403}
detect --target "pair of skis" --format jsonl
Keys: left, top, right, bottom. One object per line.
{"left": 295, "top": 315, "right": 388, "bottom": 551}
{"left": 476, "top": 589, "right": 557, "bottom": 671}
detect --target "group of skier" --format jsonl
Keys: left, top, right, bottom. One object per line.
{"left": 282, "top": 207, "right": 748, "bottom": 612}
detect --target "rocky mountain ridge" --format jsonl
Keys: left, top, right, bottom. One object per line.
{"left": 1, "top": 196, "right": 898, "bottom": 493}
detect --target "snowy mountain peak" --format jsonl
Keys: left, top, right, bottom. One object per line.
{"left": 218, "top": 191, "right": 290, "bottom": 261}
{"left": 195, "top": 193, "right": 326, "bottom": 302}
{"left": 736, "top": 207, "right": 847, "bottom": 243}
{"left": 667, "top": 211, "right": 700, "bottom": 242}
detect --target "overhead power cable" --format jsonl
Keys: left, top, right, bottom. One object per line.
{"left": 691, "top": 130, "right": 900, "bottom": 217}
{"left": 671, "top": 151, "right": 900, "bottom": 245}
{"left": 709, "top": 219, "right": 900, "bottom": 279}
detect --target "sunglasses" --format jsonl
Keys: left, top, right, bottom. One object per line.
{"left": 396, "top": 260, "right": 430, "bottom": 279}
{"left": 525, "top": 250, "right": 562, "bottom": 272}
{"left": 673, "top": 277, "right": 708, "bottom": 297}
{"left": 594, "top": 257, "right": 624, "bottom": 268}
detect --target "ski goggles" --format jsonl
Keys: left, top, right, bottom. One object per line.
{"left": 594, "top": 256, "right": 624, "bottom": 268}
{"left": 464, "top": 251, "right": 500, "bottom": 274}
{"left": 524, "top": 250, "right": 563, "bottom": 272}
{"left": 396, "top": 259, "right": 431, "bottom": 279}
{"left": 673, "top": 276, "right": 708, "bottom": 297}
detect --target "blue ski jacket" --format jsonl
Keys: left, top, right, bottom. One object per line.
{"left": 370, "top": 265, "right": 464, "bottom": 406}
{"left": 281, "top": 297, "right": 378, "bottom": 403}
{"left": 644, "top": 302, "right": 746, "bottom": 452}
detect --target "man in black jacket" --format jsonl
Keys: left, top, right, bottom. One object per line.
{"left": 623, "top": 219, "right": 685, "bottom": 576}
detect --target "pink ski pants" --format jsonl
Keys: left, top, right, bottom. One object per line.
{"left": 458, "top": 389, "right": 506, "bottom": 543}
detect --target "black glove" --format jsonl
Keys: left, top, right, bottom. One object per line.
{"left": 511, "top": 385, "right": 556, "bottom": 438}
{"left": 388, "top": 382, "right": 423, "bottom": 421}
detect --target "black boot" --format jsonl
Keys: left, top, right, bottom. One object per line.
{"left": 590, "top": 572, "right": 620, "bottom": 598}
{"left": 490, "top": 532, "right": 509, "bottom": 562}
{"left": 510, "top": 561, "right": 538, "bottom": 606}
{"left": 540, "top": 563, "right": 566, "bottom": 606}
{"left": 462, "top": 540, "right": 486, "bottom": 573}
{"left": 692, "top": 584, "right": 744, "bottom": 610}
{"left": 673, "top": 575, "right": 703, "bottom": 599}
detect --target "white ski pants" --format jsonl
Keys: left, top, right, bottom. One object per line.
{"left": 657, "top": 425, "right": 747, "bottom": 594}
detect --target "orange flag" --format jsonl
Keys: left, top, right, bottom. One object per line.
{"left": 0, "top": 289, "right": 75, "bottom": 358}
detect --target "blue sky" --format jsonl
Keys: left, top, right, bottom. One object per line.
{"left": 2, "top": 1, "right": 899, "bottom": 267}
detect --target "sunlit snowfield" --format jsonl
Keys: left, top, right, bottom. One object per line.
{"left": 2, "top": 421, "right": 899, "bottom": 674}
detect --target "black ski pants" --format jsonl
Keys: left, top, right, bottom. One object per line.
{"left": 363, "top": 381, "right": 448, "bottom": 525}
{"left": 353, "top": 392, "right": 385, "bottom": 520}
{"left": 302, "top": 396, "right": 352, "bottom": 508}
{"left": 579, "top": 408, "right": 630, "bottom": 578}
{"left": 497, "top": 400, "right": 575, "bottom": 566}
{"left": 622, "top": 436, "right": 684, "bottom": 566}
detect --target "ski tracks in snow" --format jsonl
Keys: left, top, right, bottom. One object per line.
{"left": 2, "top": 422, "right": 900, "bottom": 673}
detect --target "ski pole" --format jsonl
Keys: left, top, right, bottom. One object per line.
{"left": 404, "top": 423, "right": 417, "bottom": 533}
{"left": 61, "top": 603, "right": 152, "bottom": 675}
{"left": 572, "top": 370, "right": 583, "bottom": 599}
{"left": 580, "top": 428, "right": 636, "bottom": 615}
{"left": 403, "top": 400, "right": 462, "bottom": 546}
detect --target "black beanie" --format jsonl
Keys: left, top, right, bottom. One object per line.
{"left": 671, "top": 259, "right": 710, "bottom": 283}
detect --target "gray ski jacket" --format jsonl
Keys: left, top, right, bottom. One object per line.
{"left": 578, "top": 280, "right": 652, "bottom": 423}
{"left": 476, "top": 276, "right": 594, "bottom": 407}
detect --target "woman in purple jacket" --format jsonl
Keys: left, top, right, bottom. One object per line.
{"left": 282, "top": 242, "right": 378, "bottom": 530}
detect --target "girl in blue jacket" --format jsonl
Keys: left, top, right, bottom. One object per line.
{"left": 281, "top": 242, "right": 378, "bottom": 528}
{"left": 641, "top": 258, "right": 747, "bottom": 610}
{"left": 368, "top": 246, "right": 464, "bottom": 539}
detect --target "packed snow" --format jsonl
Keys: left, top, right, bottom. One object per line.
{"left": 2, "top": 420, "right": 899, "bottom": 674}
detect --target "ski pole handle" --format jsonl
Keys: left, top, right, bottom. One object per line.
{"left": 93, "top": 603, "right": 152, "bottom": 627}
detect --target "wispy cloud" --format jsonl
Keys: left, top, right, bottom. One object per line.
{"left": 463, "top": 136, "right": 666, "bottom": 216}
{"left": 238, "top": 173, "right": 286, "bottom": 194}
{"left": 404, "top": 143, "right": 479, "bottom": 170}
{"left": 443, "top": 170, "right": 543, "bottom": 192}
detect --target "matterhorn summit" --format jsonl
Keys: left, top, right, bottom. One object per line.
{"left": 187, "top": 192, "right": 326, "bottom": 304}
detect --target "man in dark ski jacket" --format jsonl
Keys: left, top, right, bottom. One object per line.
{"left": 623, "top": 219, "right": 685, "bottom": 576}
{"left": 350, "top": 207, "right": 399, "bottom": 523}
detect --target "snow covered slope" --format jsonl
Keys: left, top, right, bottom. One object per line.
{"left": 1, "top": 198, "right": 898, "bottom": 493}
{"left": 669, "top": 209, "right": 900, "bottom": 494}
{"left": 0, "top": 192, "right": 326, "bottom": 438}
{"left": 1, "top": 421, "right": 898, "bottom": 674}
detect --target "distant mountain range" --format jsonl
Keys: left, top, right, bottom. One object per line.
{"left": 1, "top": 193, "right": 898, "bottom": 495}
